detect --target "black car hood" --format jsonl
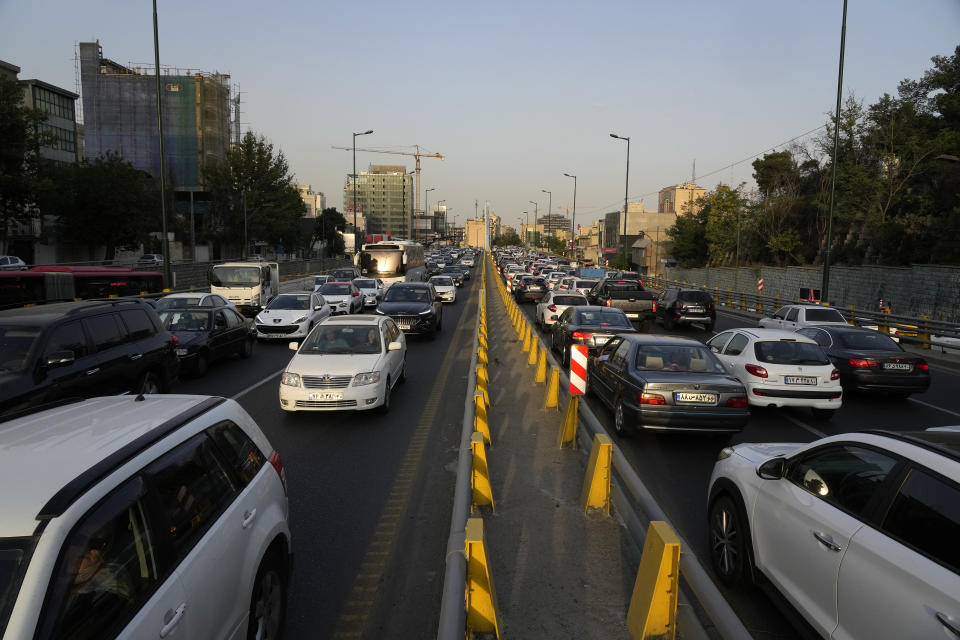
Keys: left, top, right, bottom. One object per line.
{"left": 379, "top": 301, "right": 433, "bottom": 315}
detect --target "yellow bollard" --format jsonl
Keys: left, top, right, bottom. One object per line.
{"left": 474, "top": 391, "right": 491, "bottom": 444}
{"left": 522, "top": 324, "right": 531, "bottom": 352}
{"left": 558, "top": 395, "right": 578, "bottom": 449}
{"left": 919, "top": 315, "right": 931, "bottom": 350}
{"left": 478, "top": 346, "right": 488, "bottom": 365}
{"left": 626, "top": 522, "right": 681, "bottom": 640}
{"left": 479, "top": 334, "right": 488, "bottom": 351}
{"left": 527, "top": 335, "right": 539, "bottom": 365}
{"left": 580, "top": 433, "right": 612, "bottom": 512}
{"left": 544, "top": 366, "right": 560, "bottom": 410}
{"left": 475, "top": 373, "right": 491, "bottom": 407}
{"left": 535, "top": 348, "right": 547, "bottom": 383}
{"left": 465, "top": 518, "right": 502, "bottom": 638}
{"left": 471, "top": 433, "right": 494, "bottom": 510}
{"left": 476, "top": 364, "right": 489, "bottom": 386}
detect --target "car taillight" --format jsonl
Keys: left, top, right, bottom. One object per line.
{"left": 830, "top": 368, "right": 840, "bottom": 380}
{"left": 915, "top": 361, "right": 929, "bottom": 371}
{"left": 352, "top": 291, "right": 359, "bottom": 296}
{"left": 745, "top": 364, "right": 768, "bottom": 378}
{"left": 726, "top": 396, "right": 748, "bottom": 408}
{"left": 547, "top": 304, "right": 557, "bottom": 311}
{"left": 605, "top": 298, "right": 612, "bottom": 307}
{"left": 269, "top": 450, "right": 287, "bottom": 494}
{"left": 170, "top": 335, "right": 179, "bottom": 347}
{"left": 848, "top": 358, "right": 878, "bottom": 369}
{"left": 674, "top": 301, "right": 682, "bottom": 309}
{"left": 637, "top": 392, "right": 665, "bottom": 405}
{"left": 571, "top": 331, "right": 593, "bottom": 341}
{"left": 651, "top": 300, "right": 657, "bottom": 313}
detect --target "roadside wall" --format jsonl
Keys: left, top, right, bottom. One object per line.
{"left": 137, "top": 257, "right": 354, "bottom": 290}
{"left": 662, "top": 264, "right": 960, "bottom": 322}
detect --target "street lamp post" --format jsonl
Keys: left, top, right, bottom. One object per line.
{"left": 563, "top": 173, "right": 577, "bottom": 258}
{"left": 523, "top": 212, "right": 529, "bottom": 249}
{"left": 152, "top": 0, "right": 171, "bottom": 285}
{"left": 404, "top": 169, "right": 415, "bottom": 240}
{"left": 821, "top": 0, "right": 848, "bottom": 303}
{"left": 438, "top": 200, "right": 446, "bottom": 242}
{"left": 425, "top": 187, "right": 436, "bottom": 244}
{"left": 352, "top": 129, "right": 373, "bottom": 253}
{"left": 528, "top": 200, "right": 538, "bottom": 247}
{"left": 610, "top": 133, "right": 631, "bottom": 267}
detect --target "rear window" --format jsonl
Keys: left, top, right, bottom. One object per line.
{"left": 575, "top": 281, "right": 596, "bottom": 288}
{"left": 678, "top": 291, "right": 712, "bottom": 304}
{"left": 320, "top": 283, "right": 352, "bottom": 295}
{"left": 607, "top": 280, "right": 642, "bottom": 290}
{"left": 634, "top": 344, "right": 727, "bottom": 373}
{"left": 354, "top": 279, "right": 376, "bottom": 288}
{"left": 754, "top": 340, "right": 829, "bottom": 365}
{"left": 806, "top": 308, "right": 846, "bottom": 323}
{"left": 554, "top": 296, "right": 587, "bottom": 306}
{"left": 837, "top": 331, "right": 900, "bottom": 351}
{"left": 575, "top": 309, "right": 632, "bottom": 328}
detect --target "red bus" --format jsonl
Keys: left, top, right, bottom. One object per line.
{"left": 0, "top": 266, "right": 165, "bottom": 309}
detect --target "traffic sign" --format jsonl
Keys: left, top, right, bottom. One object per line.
{"left": 570, "top": 345, "right": 587, "bottom": 395}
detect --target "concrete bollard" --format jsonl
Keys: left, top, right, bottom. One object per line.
{"left": 527, "top": 335, "right": 539, "bottom": 365}
{"left": 626, "top": 522, "right": 681, "bottom": 640}
{"left": 580, "top": 433, "right": 612, "bottom": 512}
{"left": 522, "top": 324, "right": 532, "bottom": 352}
{"left": 465, "top": 518, "right": 502, "bottom": 638}
{"left": 471, "top": 432, "right": 494, "bottom": 509}
{"left": 535, "top": 348, "right": 547, "bottom": 383}
{"left": 474, "top": 391, "right": 491, "bottom": 444}
{"left": 544, "top": 366, "right": 560, "bottom": 409}
{"left": 558, "top": 395, "right": 578, "bottom": 449}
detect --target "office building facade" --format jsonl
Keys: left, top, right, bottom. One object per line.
{"left": 343, "top": 164, "right": 414, "bottom": 238}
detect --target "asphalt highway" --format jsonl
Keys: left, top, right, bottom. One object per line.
{"left": 515, "top": 292, "right": 960, "bottom": 640}
{"left": 176, "top": 276, "right": 480, "bottom": 639}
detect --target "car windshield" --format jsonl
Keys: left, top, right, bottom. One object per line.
{"left": 383, "top": 287, "right": 430, "bottom": 303}
{"left": 635, "top": 344, "right": 728, "bottom": 373}
{"left": 574, "top": 310, "right": 632, "bottom": 328}
{"left": 431, "top": 277, "right": 454, "bottom": 286}
{"left": 210, "top": 266, "right": 260, "bottom": 287}
{"left": 268, "top": 295, "right": 311, "bottom": 310}
{"left": 159, "top": 310, "right": 210, "bottom": 332}
{"left": 0, "top": 325, "right": 40, "bottom": 372}
{"left": 320, "top": 283, "right": 352, "bottom": 295}
{"left": 576, "top": 281, "right": 597, "bottom": 288}
{"left": 332, "top": 270, "right": 355, "bottom": 278}
{"left": 314, "top": 276, "right": 328, "bottom": 286}
{"left": 0, "top": 542, "right": 29, "bottom": 620}
{"left": 299, "top": 324, "right": 381, "bottom": 354}
{"left": 806, "top": 308, "right": 846, "bottom": 323}
{"left": 156, "top": 296, "right": 201, "bottom": 310}
{"left": 354, "top": 279, "right": 376, "bottom": 288}
{"left": 678, "top": 291, "right": 712, "bottom": 303}
{"left": 755, "top": 340, "right": 830, "bottom": 365}
{"left": 837, "top": 331, "right": 900, "bottom": 350}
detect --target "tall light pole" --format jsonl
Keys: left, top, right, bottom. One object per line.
{"left": 425, "top": 187, "right": 436, "bottom": 244}
{"left": 352, "top": 129, "right": 373, "bottom": 253}
{"left": 564, "top": 172, "right": 577, "bottom": 258}
{"left": 528, "top": 200, "right": 538, "bottom": 248}
{"left": 523, "top": 212, "right": 529, "bottom": 249}
{"left": 822, "top": 0, "right": 848, "bottom": 304}
{"left": 152, "top": 0, "right": 171, "bottom": 285}
{"left": 610, "top": 133, "right": 630, "bottom": 267}
{"left": 438, "top": 200, "right": 446, "bottom": 242}
{"left": 541, "top": 189, "right": 552, "bottom": 241}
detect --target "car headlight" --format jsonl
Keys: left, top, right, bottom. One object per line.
{"left": 294, "top": 316, "right": 307, "bottom": 324}
{"left": 717, "top": 447, "right": 735, "bottom": 460}
{"left": 353, "top": 371, "right": 381, "bottom": 386}
{"left": 375, "top": 308, "right": 386, "bottom": 315}
{"left": 281, "top": 372, "right": 301, "bottom": 387}
{"left": 255, "top": 315, "right": 265, "bottom": 324}
{"left": 419, "top": 309, "right": 432, "bottom": 315}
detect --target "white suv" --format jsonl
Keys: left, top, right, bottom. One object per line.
{"left": 0, "top": 395, "right": 291, "bottom": 640}
{"left": 708, "top": 428, "right": 960, "bottom": 639}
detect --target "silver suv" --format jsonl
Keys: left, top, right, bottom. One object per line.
{"left": 0, "top": 395, "right": 291, "bottom": 639}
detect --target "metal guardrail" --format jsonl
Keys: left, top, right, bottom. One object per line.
{"left": 645, "top": 276, "right": 960, "bottom": 350}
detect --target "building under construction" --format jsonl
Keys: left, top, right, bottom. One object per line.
{"left": 343, "top": 165, "right": 414, "bottom": 238}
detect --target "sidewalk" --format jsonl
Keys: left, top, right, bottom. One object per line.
{"left": 479, "top": 270, "right": 636, "bottom": 639}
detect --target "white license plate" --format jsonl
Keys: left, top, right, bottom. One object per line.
{"left": 675, "top": 392, "right": 718, "bottom": 404}
{"left": 308, "top": 392, "right": 343, "bottom": 401}
{"left": 594, "top": 336, "right": 609, "bottom": 345}
{"left": 529, "top": 286, "right": 541, "bottom": 291}
{"left": 625, "top": 313, "right": 639, "bottom": 318}
{"left": 175, "top": 348, "right": 188, "bottom": 356}
{"left": 785, "top": 376, "right": 818, "bottom": 385}
{"left": 398, "top": 324, "right": 410, "bottom": 330}
{"left": 688, "top": 306, "right": 705, "bottom": 313}
{"left": 883, "top": 362, "right": 912, "bottom": 371}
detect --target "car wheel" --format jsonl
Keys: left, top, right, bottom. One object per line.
{"left": 246, "top": 551, "right": 287, "bottom": 640}
{"left": 613, "top": 398, "right": 630, "bottom": 437}
{"left": 708, "top": 494, "right": 752, "bottom": 586}
{"left": 811, "top": 408, "right": 836, "bottom": 421}
{"left": 550, "top": 331, "right": 557, "bottom": 353}
{"left": 138, "top": 371, "right": 163, "bottom": 394}
{"left": 378, "top": 377, "right": 392, "bottom": 414}
{"left": 194, "top": 352, "right": 209, "bottom": 377}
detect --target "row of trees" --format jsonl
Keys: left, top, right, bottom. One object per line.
{"left": 668, "top": 45, "right": 960, "bottom": 268}
{"left": 1, "top": 71, "right": 346, "bottom": 261}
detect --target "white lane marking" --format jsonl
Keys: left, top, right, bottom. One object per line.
{"left": 231, "top": 367, "right": 286, "bottom": 400}
{"left": 781, "top": 413, "right": 828, "bottom": 439}
{"left": 909, "top": 397, "right": 960, "bottom": 418}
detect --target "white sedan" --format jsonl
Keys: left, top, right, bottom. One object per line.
{"left": 255, "top": 292, "right": 331, "bottom": 340}
{"left": 353, "top": 277, "right": 386, "bottom": 308}
{"left": 156, "top": 291, "right": 237, "bottom": 312}
{"left": 535, "top": 291, "right": 588, "bottom": 327}
{"left": 428, "top": 275, "right": 457, "bottom": 303}
{"left": 279, "top": 315, "right": 406, "bottom": 412}
{"left": 708, "top": 427, "right": 960, "bottom": 640}
{"left": 706, "top": 328, "right": 842, "bottom": 419}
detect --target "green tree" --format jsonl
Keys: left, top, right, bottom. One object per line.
{"left": 543, "top": 235, "right": 566, "bottom": 255}
{"left": 314, "top": 207, "right": 346, "bottom": 257}
{"left": 665, "top": 205, "right": 708, "bottom": 268}
{"left": 204, "top": 131, "right": 304, "bottom": 256}
{"left": 494, "top": 232, "right": 521, "bottom": 246}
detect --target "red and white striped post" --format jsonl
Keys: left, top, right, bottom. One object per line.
{"left": 570, "top": 345, "right": 587, "bottom": 395}
{"left": 757, "top": 277, "right": 764, "bottom": 292}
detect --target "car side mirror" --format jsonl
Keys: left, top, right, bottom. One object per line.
{"left": 44, "top": 350, "right": 75, "bottom": 368}
{"left": 288, "top": 341, "right": 299, "bottom": 351}
{"left": 314, "top": 305, "right": 323, "bottom": 310}
{"left": 757, "top": 457, "right": 786, "bottom": 480}
{"left": 387, "top": 341, "right": 402, "bottom": 351}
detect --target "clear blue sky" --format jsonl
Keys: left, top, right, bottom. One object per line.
{"left": 2, "top": 0, "right": 958, "bottom": 232}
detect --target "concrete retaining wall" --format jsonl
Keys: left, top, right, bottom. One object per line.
{"left": 662, "top": 264, "right": 960, "bottom": 323}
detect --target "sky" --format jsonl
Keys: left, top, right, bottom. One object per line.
{"left": 2, "top": 0, "right": 958, "bottom": 233}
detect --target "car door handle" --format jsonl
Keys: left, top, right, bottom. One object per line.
{"left": 85, "top": 368, "right": 100, "bottom": 376}
{"left": 812, "top": 531, "right": 842, "bottom": 552}
{"left": 159, "top": 603, "right": 186, "bottom": 638}
{"left": 241, "top": 508, "right": 257, "bottom": 529}
{"left": 936, "top": 612, "right": 960, "bottom": 638}
{"left": 129, "top": 353, "right": 143, "bottom": 361}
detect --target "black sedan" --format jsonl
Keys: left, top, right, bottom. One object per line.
{"left": 514, "top": 276, "right": 548, "bottom": 303}
{"left": 796, "top": 325, "right": 931, "bottom": 397}
{"left": 588, "top": 335, "right": 749, "bottom": 437}
{"left": 158, "top": 306, "right": 255, "bottom": 376}
{"left": 440, "top": 266, "right": 465, "bottom": 287}
{"left": 549, "top": 306, "right": 637, "bottom": 366}
{"left": 376, "top": 282, "right": 443, "bottom": 339}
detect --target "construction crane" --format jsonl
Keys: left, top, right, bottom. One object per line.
{"left": 331, "top": 144, "right": 444, "bottom": 228}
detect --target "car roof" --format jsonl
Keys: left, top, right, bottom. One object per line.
{"left": 622, "top": 334, "right": 709, "bottom": 347}
{"left": 727, "top": 327, "right": 817, "bottom": 343}
{"left": 0, "top": 395, "right": 220, "bottom": 537}
{"left": 162, "top": 292, "right": 207, "bottom": 299}
{"left": 323, "top": 314, "right": 382, "bottom": 324}
{"left": 391, "top": 282, "right": 430, "bottom": 288}
{"left": 0, "top": 299, "right": 150, "bottom": 325}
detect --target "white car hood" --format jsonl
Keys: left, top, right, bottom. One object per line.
{"left": 288, "top": 352, "right": 383, "bottom": 376}
{"left": 323, "top": 294, "right": 353, "bottom": 304}
{"left": 732, "top": 442, "right": 804, "bottom": 464}
{"left": 258, "top": 308, "right": 310, "bottom": 323}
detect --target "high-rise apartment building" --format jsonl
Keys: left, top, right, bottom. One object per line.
{"left": 536, "top": 212, "right": 569, "bottom": 236}
{"left": 659, "top": 183, "right": 705, "bottom": 215}
{"left": 343, "top": 164, "right": 414, "bottom": 237}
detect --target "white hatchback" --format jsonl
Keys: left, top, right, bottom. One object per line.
{"left": 428, "top": 276, "right": 457, "bottom": 303}
{"left": 255, "top": 292, "right": 331, "bottom": 340}
{"left": 279, "top": 315, "right": 406, "bottom": 412}
{"left": 0, "top": 395, "right": 291, "bottom": 640}
{"left": 535, "top": 291, "right": 588, "bottom": 327}
{"left": 706, "top": 328, "right": 842, "bottom": 419}
{"left": 708, "top": 428, "right": 960, "bottom": 640}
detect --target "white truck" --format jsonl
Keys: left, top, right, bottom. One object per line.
{"left": 208, "top": 261, "right": 280, "bottom": 316}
